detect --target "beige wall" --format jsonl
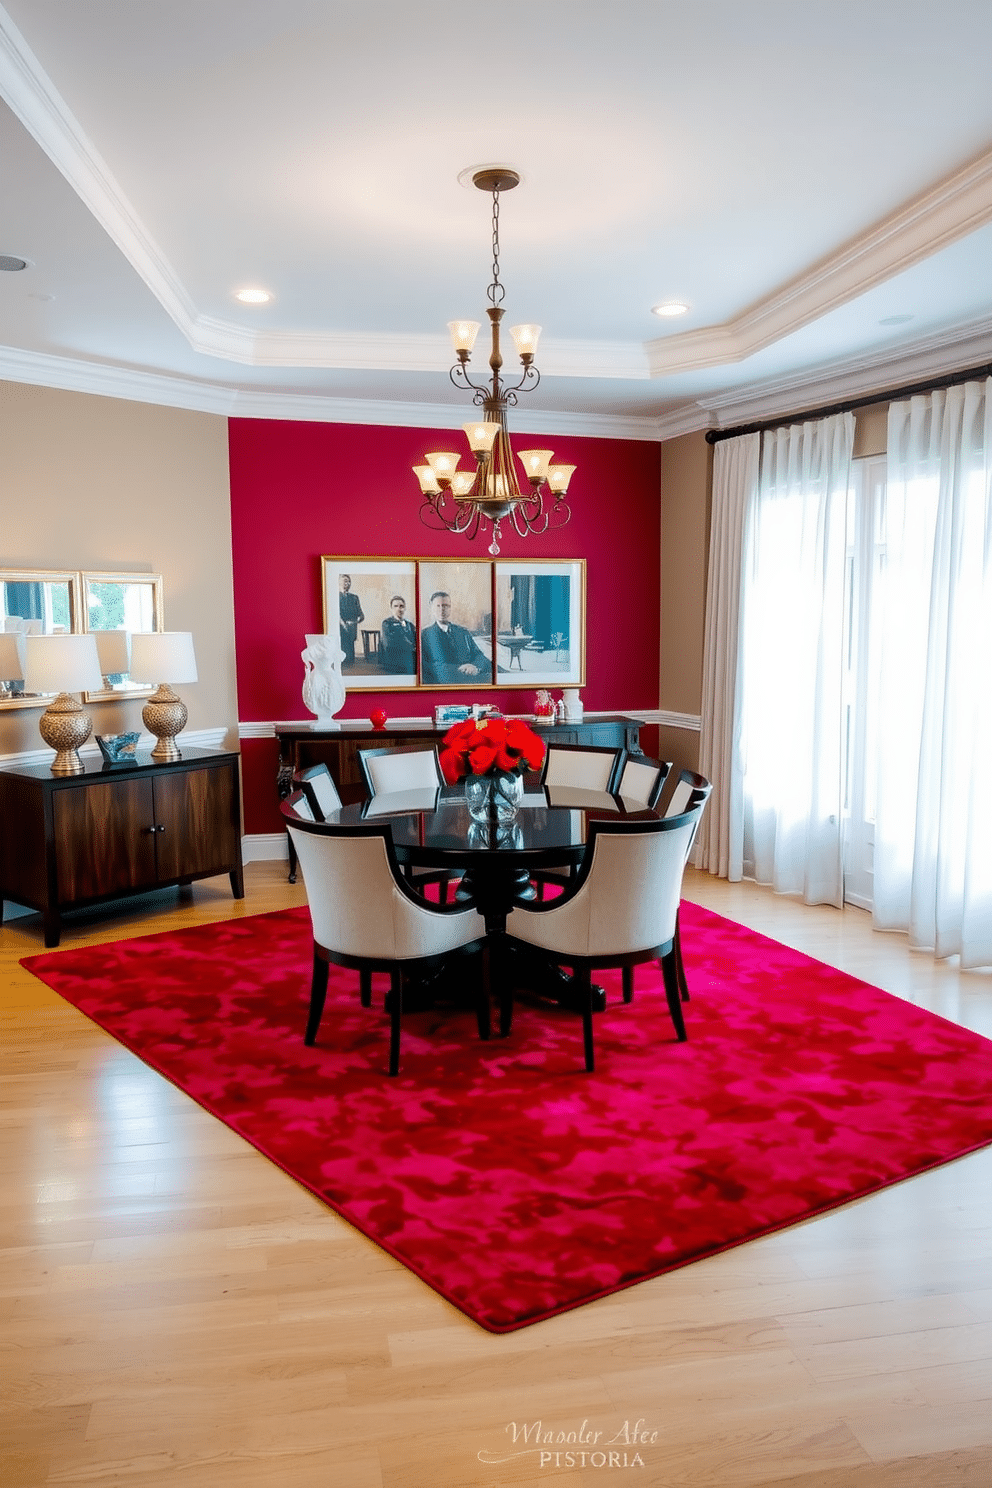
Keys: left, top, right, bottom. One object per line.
{"left": 0, "top": 382, "right": 236, "bottom": 756}
{"left": 659, "top": 429, "right": 711, "bottom": 717}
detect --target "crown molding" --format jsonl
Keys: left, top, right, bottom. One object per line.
{"left": 5, "top": 10, "right": 991, "bottom": 388}
{"left": 0, "top": 344, "right": 662, "bottom": 439}
{"left": 646, "top": 145, "right": 992, "bottom": 377}
{"left": 0, "top": 7, "right": 200, "bottom": 340}
{"left": 698, "top": 315, "right": 992, "bottom": 428}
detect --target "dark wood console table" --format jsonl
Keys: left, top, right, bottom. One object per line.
{"left": 0, "top": 747, "right": 245, "bottom": 946}
{"left": 274, "top": 715, "right": 644, "bottom": 880}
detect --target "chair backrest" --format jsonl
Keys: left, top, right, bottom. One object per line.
{"left": 295, "top": 762, "right": 342, "bottom": 821}
{"left": 285, "top": 787, "right": 316, "bottom": 823}
{"left": 511, "top": 806, "right": 705, "bottom": 958}
{"left": 663, "top": 769, "right": 711, "bottom": 819}
{"left": 281, "top": 807, "right": 484, "bottom": 960}
{"left": 358, "top": 744, "right": 443, "bottom": 797}
{"left": 617, "top": 754, "right": 672, "bottom": 809}
{"left": 663, "top": 770, "right": 712, "bottom": 863}
{"left": 541, "top": 743, "right": 624, "bottom": 793}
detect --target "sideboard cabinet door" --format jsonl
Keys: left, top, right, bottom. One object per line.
{"left": 153, "top": 762, "right": 241, "bottom": 882}
{"left": 54, "top": 778, "right": 158, "bottom": 901}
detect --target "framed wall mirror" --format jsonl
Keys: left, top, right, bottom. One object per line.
{"left": 81, "top": 571, "right": 164, "bottom": 700}
{"left": 0, "top": 569, "right": 82, "bottom": 709}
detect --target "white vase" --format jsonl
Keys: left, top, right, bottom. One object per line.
{"left": 302, "top": 633, "right": 346, "bottom": 726}
{"left": 562, "top": 688, "right": 583, "bottom": 722}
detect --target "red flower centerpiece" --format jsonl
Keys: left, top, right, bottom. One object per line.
{"left": 440, "top": 716, "right": 545, "bottom": 822}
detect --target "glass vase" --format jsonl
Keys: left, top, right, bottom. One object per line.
{"left": 465, "top": 770, "right": 524, "bottom": 824}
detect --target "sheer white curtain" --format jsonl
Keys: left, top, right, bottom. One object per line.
{"left": 739, "top": 413, "right": 855, "bottom": 906}
{"left": 697, "top": 433, "right": 759, "bottom": 878}
{"left": 873, "top": 380, "right": 992, "bottom": 968}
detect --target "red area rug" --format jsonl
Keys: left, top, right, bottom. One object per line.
{"left": 22, "top": 903, "right": 992, "bottom": 1333}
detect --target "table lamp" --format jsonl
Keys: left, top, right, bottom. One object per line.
{"left": 128, "top": 631, "right": 198, "bottom": 761}
{"left": 0, "top": 632, "right": 26, "bottom": 700}
{"left": 23, "top": 633, "right": 104, "bottom": 774}
{"left": 92, "top": 629, "right": 131, "bottom": 688}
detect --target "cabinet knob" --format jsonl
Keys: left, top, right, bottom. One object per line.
{"left": 144, "top": 823, "right": 166, "bottom": 833}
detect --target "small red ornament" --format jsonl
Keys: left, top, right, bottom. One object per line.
{"left": 370, "top": 708, "right": 388, "bottom": 730}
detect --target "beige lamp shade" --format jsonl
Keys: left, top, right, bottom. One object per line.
{"left": 129, "top": 631, "right": 198, "bottom": 684}
{"left": 463, "top": 421, "right": 500, "bottom": 453}
{"left": 509, "top": 323, "right": 541, "bottom": 358}
{"left": 518, "top": 448, "right": 554, "bottom": 483}
{"left": 424, "top": 451, "right": 460, "bottom": 483}
{"left": 447, "top": 320, "right": 481, "bottom": 354}
{"left": 92, "top": 629, "right": 131, "bottom": 675}
{"left": 24, "top": 634, "right": 103, "bottom": 695}
{"left": 0, "top": 632, "right": 26, "bottom": 682}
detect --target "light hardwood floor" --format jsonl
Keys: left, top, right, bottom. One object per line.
{"left": 2, "top": 864, "right": 991, "bottom": 1488}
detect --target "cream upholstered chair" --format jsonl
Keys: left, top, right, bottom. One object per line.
{"left": 295, "top": 762, "right": 342, "bottom": 820}
{"left": 505, "top": 805, "right": 706, "bottom": 1071}
{"left": 660, "top": 771, "right": 712, "bottom": 1004}
{"left": 358, "top": 744, "right": 444, "bottom": 796}
{"left": 532, "top": 743, "right": 627, "bottom": 899}
{"left": 616, "top": 753, "right": 672, "bottom": 810}
{"left": 356, "top": 744, "right": 457, "bottom": 902}
{"left": 282, "top": 798, "right": 487, "bottom": 1075}
{"left": 540, "top": 743, "right": 624, "bottom": 792}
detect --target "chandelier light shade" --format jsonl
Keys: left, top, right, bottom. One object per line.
{"left": 23, "top": 633, "right": 104, "bottom": 774}
{"left": 414, "top": 167, "right": 576, "bottom": 555}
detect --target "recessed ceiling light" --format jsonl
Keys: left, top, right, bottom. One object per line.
{"left": 651, "top": 301, "right": 689, "bottom": 318}
{"left": 878, "top": 313, "right": 914, "bottom": 326}
{"left": 0, "top": 254, "right": 30, "bottom": 272}
{"left": 234, "top": 287, "right": 272, "bottom": 305}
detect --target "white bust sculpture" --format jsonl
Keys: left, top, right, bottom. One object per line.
{"left": 302, "top": 632, "right": 346, "bottom": 726}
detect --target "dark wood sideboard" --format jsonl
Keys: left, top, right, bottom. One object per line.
{"left": 0, "top": 746, "right": 245, "bottom": 946}
{"left": 274, "top": 714, "right": 644, "bottom": 881}
{"left": 274, "top": 714, "right": 644, "bottom": 797}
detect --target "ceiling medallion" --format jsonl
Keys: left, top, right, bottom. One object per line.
{"left": 413, "top": 168, "right": 575, "bottom": 555}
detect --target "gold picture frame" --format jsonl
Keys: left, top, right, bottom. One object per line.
{"left": 320, "top": 556, "right": 585, "bottom": 690}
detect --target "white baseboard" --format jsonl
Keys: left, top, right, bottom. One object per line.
{"left": 242, "top": 833, "right": 289, "bottom": 863}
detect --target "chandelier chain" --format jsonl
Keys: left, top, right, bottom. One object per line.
{"left": 488, "top": 186, "right": 504, "bottom": 308}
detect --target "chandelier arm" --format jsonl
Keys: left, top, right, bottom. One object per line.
{"left": 449, "top": 363, "right": 491, "bottom": 397}
{"left": 419, "top": 496, "right": 455, "bottom": 532}
{"left": 503, "top": 364, "right": 541, "bottom": 397}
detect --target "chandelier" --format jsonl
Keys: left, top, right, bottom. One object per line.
{"left": 413, "top": 168, "right": 576, "bottom": 556}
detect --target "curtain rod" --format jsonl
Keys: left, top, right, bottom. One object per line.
{"left": 704, "top": 359, "right": 992, "bottom": 444}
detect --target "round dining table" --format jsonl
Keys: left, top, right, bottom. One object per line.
{"left": 335, "top": 782, "right": 659, "bottom": 927}
{"left": 328, "top": 782, "right": 662, "bottom": 1018}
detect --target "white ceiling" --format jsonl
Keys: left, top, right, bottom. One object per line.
{"left": 2, "top": 0, "right": 992, "bottom": 440}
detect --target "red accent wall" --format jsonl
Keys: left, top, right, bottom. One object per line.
{"left": 229, "top": 418, "right": 660, "bottom": 832}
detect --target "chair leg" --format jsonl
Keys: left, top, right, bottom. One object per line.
{"left": 660, "top": 950, "right": 688, "bottom": 1041}
{"left": 304, "top": 948, "right": 329, "bottom": 1045}
{"left": 475, "top": 943, "right": 491, "bottom": 1042}
{"left": 388, "top": 970, "right": 403, "bottom": 1076}
{"left": 675, "top": 912, "right": 690, "bottom": 1002}
{"left": 622, "top": 966, "right": 634, "bottom": 1004}
{"left": 577, "top": 964, "right": 595, "bottom": 1072}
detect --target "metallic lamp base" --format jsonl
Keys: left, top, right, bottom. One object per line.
{"left": 39, "top": 692, "right": 93, "bottom": 775}
{"left": 142, "top": 686, "right": 188, "bottom": 762}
